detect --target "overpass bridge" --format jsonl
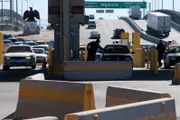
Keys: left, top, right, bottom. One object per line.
{"left": 0, "top": 9, "right": 26, "bottom": 30}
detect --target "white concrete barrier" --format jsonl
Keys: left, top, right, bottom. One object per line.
{"left": 64, "top": 98, "right": 177, "bottom": 120}
{"left": 24, "top": 73, "right": 45, "bottom": 80}
{"left": 64, "top": 61, "right": 133, "bottom": 80}
{"left": 24, "top": 116, "right": 58, "bottom": 120}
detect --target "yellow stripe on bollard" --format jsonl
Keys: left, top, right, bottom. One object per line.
{"left": 85, "top": 46, "right": 88, "bottom": 61}
{"left": 0, "top": 33, "right": 3, "bottom": 65}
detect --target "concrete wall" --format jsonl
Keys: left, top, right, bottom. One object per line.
{"left": 65, "top": 98, "right": 177, "bottom": 120}
{"left": 64, "top": 61, "right": 133, "bottom": 81}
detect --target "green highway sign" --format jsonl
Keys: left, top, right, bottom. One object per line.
{"left": 85, "top": 1, "right": 147, "bottom": 8}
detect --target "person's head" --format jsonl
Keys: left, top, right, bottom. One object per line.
{"left": 96, "top": 38, "right": 101, "bottom": 43}
{"left": 159, "top": 40, "right": 163, "bottom": 44}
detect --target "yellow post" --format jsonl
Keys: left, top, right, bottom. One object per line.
{"left": 63, "top": 36, "right": 67, "bottom": 61}
{"left": 0, "top": 33, "right": 3, "bottom": 65}
{"left": 150, "top": 48, "right": 154, "bottom": 71}
{"left": 132, "top": 32, "right": 140, "bottom": 51}
{"left": 85, "top": 45, "right": 88, "bottom": 61}
{"left": 153, "top": 49, "right": 158, "bottom": 74}
{"left": 133, "top": 48, "right": 145, "bottom": 67}
{"left": 94, "top": 114, "right": 98, "bottom": 120}
{"left": 172, "top": 63, "right": 180, "bottom": 85}
{"left": 120, "top": 32, "right": 129, "bottom": 47}
{"left": 48, "top": 50, "right": 54, "bottom": 66}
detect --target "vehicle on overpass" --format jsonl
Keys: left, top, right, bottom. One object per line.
{"left": 101, "top": 44, "right": 133, "bottom": 61}
{"left": 164, "top": 45, "right": 180, "bottom": 68}
{"left": 33, "top": 48, "right": 48, "bottom": 63}
{"left": 112, "top": 29, "right": 125, "bottom": 39}
{"left": 90, "top": 31, "right": 100, "bottom": 39}
{"left": 99, "top": 17, "right": 103, "bottom": 20}
{"left": 128, "top": 6, "right": 141, "bottom": 20}
{"left": 89, "top": 14, "right": 95, "bottom": 19}
{"left": 3, "top": 45, "right": 36, "bottom": 70}
{"left": 147, "top": 12, "right": 171, "bottom": 37}
{"left": 88, "top": 21, "right": 96, "bottom": 29}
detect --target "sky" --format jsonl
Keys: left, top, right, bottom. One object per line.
{"left": 1, "top": 0, "right": 180, "bottom": 27}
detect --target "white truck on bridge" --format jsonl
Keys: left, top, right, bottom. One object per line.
{"left": 128, "top": 6, "right": 141, "bottom": 20}
{"left": 147, "top": 12, "right": 171, "bottom": 36}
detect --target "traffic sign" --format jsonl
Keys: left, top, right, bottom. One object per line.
{"left": 96, "top": 10, "right": 104, "bottom": 13}
{"left": 85, "top": 1, "right": 147, "bottom": 8}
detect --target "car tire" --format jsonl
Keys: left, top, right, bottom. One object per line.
{"left": 31, "top": 64, "right": 36, "bottom": 69}
{"left": 164, "top": 63, "right": 170, "bottom": 69}
{"left": 3, "top": 65, "right": 10, "bottom": 70}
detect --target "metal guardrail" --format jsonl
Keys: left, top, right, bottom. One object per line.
{"left": 120, "top": 17, "right": 162, "bottom": 44}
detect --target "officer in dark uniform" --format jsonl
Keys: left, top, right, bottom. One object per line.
{"left": 156, "top": 40, "right": 165, "bottom": 67}
{"left": 86, "top": 38, "right": 104, "bottom": 61}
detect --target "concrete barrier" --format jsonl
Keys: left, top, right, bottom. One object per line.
{"left": 24, "top": 116, "right": 58, "bottom": 120}
{"left": 106, "top": 86, "right": 171, "bottom": 107}
{"left": 13, "top": 80, "right": 95, "bottom": 120}
{"left": 64, "top": 98, "right": 177, "bottom": 120}
{"left": 24, "top": 73, "right": 45, "bottom": 80}
{"left": 64, "top": 61, "right": 133, "bottom": 81}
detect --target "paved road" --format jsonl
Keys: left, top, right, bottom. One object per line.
{"left": 80, "top": 20, "right": 152, "bottom": 46}
{"left": 0, "top": 79, "right": 180, "bottom": 119}
{"left": 134, "top": 20, "right": 180, "bottom": 42}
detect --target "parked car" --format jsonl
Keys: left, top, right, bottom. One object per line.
{"left": 33, "top": 48, "right": 48, "bottom": 63}
{"left": 101, "top": 44, "right": 133, "bottom": 62}
{"left": 14, "top": 41, "right": 24, "bottom": 45}
{"left": 36, "top": 41, "right": 48, "bottom": 45}
{"left": 113, "top": 29, "right": 125, "bottom": 39}
{"left": 3, "top": 45, "right": 36, "bottom": 70}
{"left": 8, "top": 38, "right": 18, "bottom": 43}
{"left": 88, "top": 21, "right": 96, "bottom": 28}
{"left": 164, "top": 45, "right": 180, "bottom": 68}
{"left": 90, "top": 31, "right": 100, "bottom": 39}
{"left": 24, "top": 41, "right": 37, "bottom": 46}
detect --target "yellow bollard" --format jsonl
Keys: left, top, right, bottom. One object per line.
{"left": 153, "top": 49, "right": 158, "bottom": 74}
{"left": 85, "top": 45, "right": 88, "bottom": 61}
{"left": 120, "top": 32, "right": 129, "bottom": 47}
{"left": 172, "top": 63, "right": 180, "bottom": 85}
{"left": 63, "top": 36, "right": 67, "bottom": 61}
{"left": 132, "top": 32, "right": 140, "bottom": 50}
{"left": 0, "top": 33, "right": 3, "bottom": 65}
{"left": 133, "top": 48, "right": 145, "bottom": 67}
{"left": 150, "top": 48, "right": 154, "bottom": 71}
{"left": 94, "top": 114, "right": 98, "bottom": 120}
{"left": 48, "top": 50, "right": 54, "bottom": 66}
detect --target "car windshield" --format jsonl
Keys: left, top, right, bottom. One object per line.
{"left": 140, "top": 45, "right": 155, "bottom": 50}
{"left": 89, "top": 21, "right": 95, "bottom": 24}
{"left": 26, "top": 42, "right": 36, "bottom": 46}
{"left": 105, "top": 45, "right": 130, "bottom": 53}
{"left": 4, "top": 40, "right": 12, "bottom": 44}
{"left": 33, "top": 49, "right": 45, "bottom": 54}
{"left": 36, "top": 42, "right": 47, "bottom": 45}
{"left": 6, "top": 46, "right": 32, "bottom": 53}
{"left": 34, "top": 46, "right": 48, "bottom": 51}
{"left": 169, "top": 46, "right": 180, "bottom": 53}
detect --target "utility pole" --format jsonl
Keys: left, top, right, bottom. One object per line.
{"left": 21, "top": 0, "right": 23, "bottom": 16}
{"left": 162, "top": 0, "right": 163, "bottom": 9}
{"left": 16, "top": 0, "right": 18, "bottom": 30}
{"left": 1, "top": 0, "right": 4, "bottom": 26}
{"left": 151, "top": 0, "right": 153, "bottom": 11}
{"left": 157, "top": 0, "right": 159, "bottom": 10}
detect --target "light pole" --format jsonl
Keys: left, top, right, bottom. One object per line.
{"left": 172, "top": 0, "right": 174, "bottom": 10}
{"left": 151, "top": 0, "right": 153, "bottom": 11}
{"left": 162, "top": 0, "right": 163, "bottom": 9}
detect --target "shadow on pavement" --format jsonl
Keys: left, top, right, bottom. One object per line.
{"left": 2, "top": 112, "right": 14, "bottom": 120}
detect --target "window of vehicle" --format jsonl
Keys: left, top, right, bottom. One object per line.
{"left": 104, "top": 45, "right": 130, "bottom": 54}
{"left": 168, "top": 46, "right": 180, "bottom": 53}
{"left": 9, "top": 38, "right": 18, "bottom": 43}
{"left": 33, "top": 46, "right": 48, "bottom": 51}
{"left": 36, "top": 42, "right": 47, "bottom": 45}
{"left": 26, "top": 42, "right": 36, "bottom": 46}
{"left": 6, "top": 46, "right": 33, "bottom": 53}
{"left": 89, "top": 21, "right": 95, "bottom": 24}
{"left": 33, "top": 48, "right": 45, "bottom": 54}
{"left": 3, "top": 40, "right": 13, "bottom": 44}
{"left": 140, "top": 45, "right": 155, "bottom": 50}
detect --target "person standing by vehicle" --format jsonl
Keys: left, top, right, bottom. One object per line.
{"left": 156, "top": 40, "right": 165, "bottom": 67}
{"left": 86, "top": 38, "right": 104, "bottom": 61}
